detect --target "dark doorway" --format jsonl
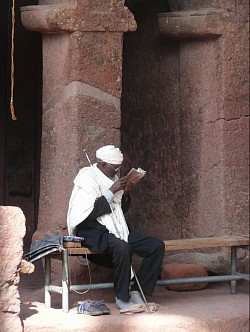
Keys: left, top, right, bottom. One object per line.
{"left": 0, "top": 0, "right": 42, "bottom": 251}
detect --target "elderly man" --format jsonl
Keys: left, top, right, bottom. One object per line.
{"left": 67, "top": 145, "right": 164, "bottom": 310}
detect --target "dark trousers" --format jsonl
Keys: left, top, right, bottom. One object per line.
{"left": 106, "top": 231, "right": 165, "bottom": 301}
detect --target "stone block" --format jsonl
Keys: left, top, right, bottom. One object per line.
{"left": 161, "top": 263, "right": 208, "bottom": 291}
{"left": 0, "top": 206, "right": 26, "bottom": 332}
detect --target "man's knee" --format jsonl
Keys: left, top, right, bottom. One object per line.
{"left": 113, "top": 241, "right": 133, "bottom": 260}
{"left": 154, "top": 238, "right": 165, "bottom": 256}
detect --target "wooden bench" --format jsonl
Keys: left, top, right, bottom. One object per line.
{"left": 44, "top": 235, "right": 249, "bottom": 312}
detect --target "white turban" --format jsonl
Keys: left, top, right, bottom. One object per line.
{"left": 96, "top": 145, "right": 123, "bottom": 164}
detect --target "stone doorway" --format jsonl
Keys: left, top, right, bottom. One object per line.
{"left": 0, "top": 0, "right": 42, "bottom": 252}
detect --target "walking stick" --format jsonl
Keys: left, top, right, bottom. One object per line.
{"left": 131, "top": 266, "right": 151, "bottom": 313}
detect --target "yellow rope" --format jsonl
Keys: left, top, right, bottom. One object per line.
{"left": 10, "top": 0, "right": 17, "bottom": 120}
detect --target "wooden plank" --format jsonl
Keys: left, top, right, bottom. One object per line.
{"left": 67, "top": 248, "right": 102, "bottom": 255}
{"left": 164, "top": 236, "right": 249, "bottom": 251}
{"left": 63, "top": 241, "right": 81, "bottom": 248}
{"left": 65, "top": 236, "right": 249, "bottom": 255}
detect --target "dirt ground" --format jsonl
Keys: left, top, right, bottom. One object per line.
{"left": 19, "top": 264, "right": 249, "bottom": 332}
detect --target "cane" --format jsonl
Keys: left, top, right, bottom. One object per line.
{"left": 132, "top": 266, "right": 151, "bottom": 313}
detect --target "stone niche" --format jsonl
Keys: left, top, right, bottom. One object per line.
{"left": 0, "top": 206, "right": 26, "bottom": 332}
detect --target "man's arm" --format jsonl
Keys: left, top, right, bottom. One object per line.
{"left": 87, "top": 196, "right": 112, "bottom": 220}
{"left": 121, "top": 194, "right": 131, "bottom": 214}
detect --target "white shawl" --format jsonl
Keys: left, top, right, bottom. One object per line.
{"left": 67, "top": 163, "right": 129, "bottom": 242}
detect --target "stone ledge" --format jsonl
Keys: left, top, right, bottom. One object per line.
{"left": 158, "top": 9, "right": 226, "bottom": 39}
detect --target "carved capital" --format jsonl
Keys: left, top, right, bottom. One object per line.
{"left": 21, "top": 1, "right": 136, "bottom": 33}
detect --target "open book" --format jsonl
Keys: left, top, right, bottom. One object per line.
{"left": 124, "top": 167, "right": 146, "bottom": 189}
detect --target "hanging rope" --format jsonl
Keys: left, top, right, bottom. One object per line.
{"left": 10, "top": 0, "right": 17, "bottom": 120}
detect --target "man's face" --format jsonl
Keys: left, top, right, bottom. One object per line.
{"left": 100, "top": 162, "right": 122, "bottom": 178}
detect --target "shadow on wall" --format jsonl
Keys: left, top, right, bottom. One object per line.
{"left": 122, "top": 0, "right": 190, "bottom": 240}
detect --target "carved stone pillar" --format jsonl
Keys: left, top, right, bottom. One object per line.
{"left": 21, "top": 1, "right": 136, "bottom": 238}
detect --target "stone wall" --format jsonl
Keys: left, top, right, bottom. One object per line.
{"left": 122, "top": 0, "right": 181, "bottom": 239}
{"left": 0, "top": 206, "right": 26, "bottom": 332}
{"left": 122, "top": 0, "right": 249, "bottom": 242}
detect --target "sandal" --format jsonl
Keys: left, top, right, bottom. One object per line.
{"left": 119, "top": 303, "right": 145, "bottom": 315}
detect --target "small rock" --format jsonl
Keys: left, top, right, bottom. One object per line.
{"left": 19, "top": 259, "right": 35, "bottom": 274}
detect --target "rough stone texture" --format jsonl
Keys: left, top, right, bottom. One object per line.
{"left": 158, "top": 9, "right": 226, "bottom": 39}
{"left": 122, "top": 0, "right": 182, "bottom": 241}
{"left": 20, "top": 260, "right": 35, "bottom": 274}
{"left": 168, "top": 0, "right": 247, "bottom": 12}
{"left": 122, "top": 0, "right": 249, "bottom": 246}
{"left": 21, "top": 1, "right": 136, "bottom": 33}
{"left": 0, "top": 206, "right": 26, "bottom": 332}
{"left": 161, "top": 263, "right": 209, "bottom": 291}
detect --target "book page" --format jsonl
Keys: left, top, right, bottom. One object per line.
{"left": 124, "top": 167, "right": 146, "bottom": 188}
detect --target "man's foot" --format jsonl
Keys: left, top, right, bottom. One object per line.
{"left": 129, "top": 291, "right": 145, "bottom": 305}
{"left": 115, "top": 297, "right": 135, "bottom": 309}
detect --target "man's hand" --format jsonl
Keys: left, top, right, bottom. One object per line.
{"left": 109, "top": 177, "right": 128, "bottom": 194}
{"left": 123, "top": 179, "right": 138, "bottom": 195}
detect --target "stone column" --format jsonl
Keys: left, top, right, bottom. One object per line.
{"left": 158, "top": 2, "right": 249, "bottom": 237}
{"left": 21, "top": 1, "right": 136, "bottom": 239}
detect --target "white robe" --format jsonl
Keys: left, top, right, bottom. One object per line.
{"left": 67, "top": 163, "right": 130, "bottom": 242}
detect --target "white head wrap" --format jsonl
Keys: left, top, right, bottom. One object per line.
{"left": 96, "top": 145, "right": 123, "bottom": 165}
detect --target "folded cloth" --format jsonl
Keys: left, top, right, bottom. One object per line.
{"left": 77, "top": 300, "right": 103, "bottom": 316}
{"left": 23, "top": 235, "right": 64, "bottom": 262}
{"left": 24, "top": 235, "right": 85, "bottom": 263}
{"left": 63, "top": 236, "right": 85, "bottom": 242}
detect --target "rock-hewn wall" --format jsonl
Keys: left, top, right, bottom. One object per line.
{"left": 122, "top": 0, "right": 181, "bottom": 239}
{"left": 0, "top": 206, "right": 26, "bottom": 332}
{"left": 122, "top": 0, "right": 249, "bottom": 242}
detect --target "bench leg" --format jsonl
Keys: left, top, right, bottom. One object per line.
{"left": 62, "top": 249, "right": 69, "bottom": 312}
{"left": 230, "top": 246, "right": 237, "bottom": 294}
{"left": 45, "top": 255, "right": 51, "bottom": 308}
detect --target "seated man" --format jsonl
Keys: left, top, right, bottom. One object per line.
{"left": 67, "top": 145, "right": 165, "bottom": 310}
